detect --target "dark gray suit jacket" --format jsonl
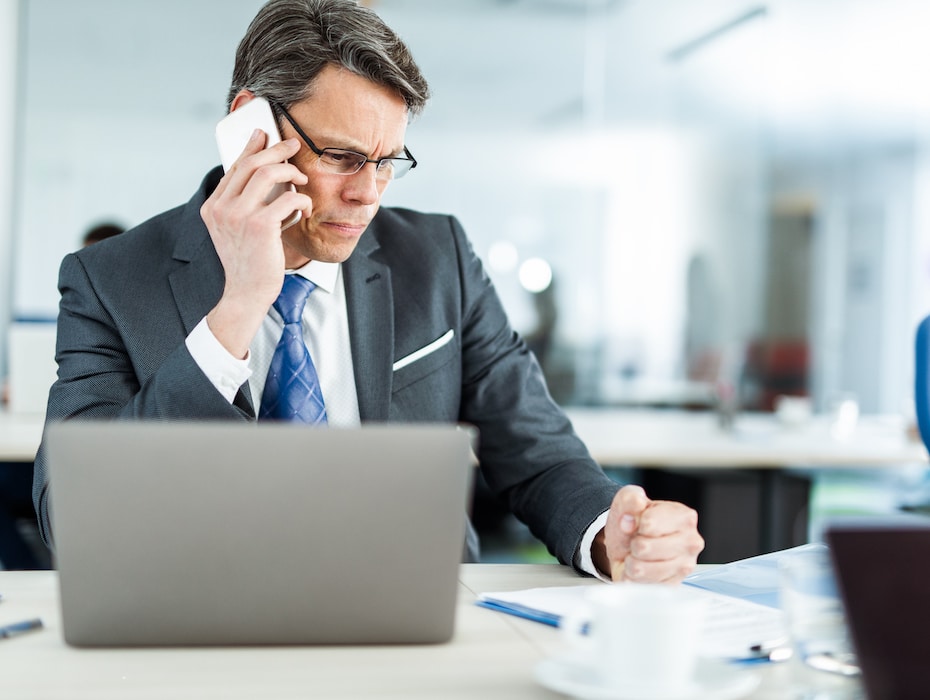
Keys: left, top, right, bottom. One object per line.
{"left": 33, "top": 167, "right": 619, "bottom": 568}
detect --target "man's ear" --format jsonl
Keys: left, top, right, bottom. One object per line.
{"left": 228, "top": 89, "right": 257, "bottom": 113}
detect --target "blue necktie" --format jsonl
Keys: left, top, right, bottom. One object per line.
{"left": 259, "top": 275, "right": 327, "bottom": 424}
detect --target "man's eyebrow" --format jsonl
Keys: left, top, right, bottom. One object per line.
{"left": 346, "top": 144, "right": 407, "bottom": 160}
{"left": 315, "top": 133, "right": 405, "bottom": 159}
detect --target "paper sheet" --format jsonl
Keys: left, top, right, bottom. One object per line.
{"left": 477, "top": 584, "right": 786, "bottom": 660}
{"left": 683, "top": 542, "right": 827, "bottom": 608}
{"left": 475, "top": 545, "right": 843, "bottom": 659}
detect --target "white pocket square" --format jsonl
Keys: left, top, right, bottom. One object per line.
{"left": 392, "top": 329, "right": 455, "bottom": 371}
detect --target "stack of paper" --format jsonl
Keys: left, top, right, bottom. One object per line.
{"left": 476, "top": 544, "right": 826, "bottom": 661}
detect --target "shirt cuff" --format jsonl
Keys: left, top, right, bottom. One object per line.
{"left": 577, "top": 510, "right": 611, "bottom": 582}
{"left": 185, "top": 317, "right": 252, "bottom": 404}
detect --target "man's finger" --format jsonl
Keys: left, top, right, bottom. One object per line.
{"left": 637, "top": 501, "right": 699, "bottom": 537}
{"left": 615, "top": 484, "right": 650, "bottom": 515}
{"left": 629, "top": 527, "right": 706, "bottom": 562}
{"left": 610, "top": 559, "right": 625, "bottom": 581}
{"left": 620, "top": 553, "right": 699, "bottom": 584}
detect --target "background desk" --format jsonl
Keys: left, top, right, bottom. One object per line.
{"left": 3, "top": 408, "right": 923, "bottom": 466}
{"left": 5, "top": 408, "right": 927, "bottom": 564}
{"left": 564, "top": 408, "right": 925, "bottom": 467}
{"left": 0, "top": 564, "right": 859, "bottom": 699}
{"left": 0, "top": 411, "right": 44, "bottom": 462}
{"left": 565, "top": 408, "right": 928, "bottom": 562}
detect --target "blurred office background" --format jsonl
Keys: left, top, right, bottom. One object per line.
{"left": 4, "top": 0, "right": 930, "bottom": 412}
{"left": 1, "top": 0, "right": 929, "bottom": 562}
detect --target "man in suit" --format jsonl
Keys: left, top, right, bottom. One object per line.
{"left": 33, "top": 0, "right": 703, "bottom": 581}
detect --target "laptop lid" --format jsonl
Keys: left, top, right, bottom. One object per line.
{"left": 46, "top": 421, "right": 474, "bottom": 647}
{"left": 825, "top": 522, "right": 930, "bottom": 700}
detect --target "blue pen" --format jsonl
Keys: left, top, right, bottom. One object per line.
{"left": 732, "top": 640, "right": 793, "bottom": 664}
{"left": 0, "top": 618, "right": 43, "bottom": 639}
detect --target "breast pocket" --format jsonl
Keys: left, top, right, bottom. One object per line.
{"left": 392, "top": 329, "right": 457, "bottom": 393}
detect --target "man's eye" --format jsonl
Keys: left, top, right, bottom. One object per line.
{"left": 323, "top": 151, "right": 362, "bottom": 166}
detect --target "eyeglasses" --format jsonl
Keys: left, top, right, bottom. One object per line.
{"left": 272, "top": 102, "right": 417, "bottom": 181}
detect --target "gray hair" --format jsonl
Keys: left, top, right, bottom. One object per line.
{"left": 226, "top": 0, "right": 430, "bottom": 116}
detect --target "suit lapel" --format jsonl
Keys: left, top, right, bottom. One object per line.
{"left": 167, "top": 170, "right": 227, "bottom": 336}
{"left": 168, "top": 241, "right": 225, "bottom": 336}
{"left": 344, "top": 223, "right": 393, "bottom": 421}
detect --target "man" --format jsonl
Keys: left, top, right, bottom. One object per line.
{"left": 33, "top": 0, "right": 703, "bottom": 581}
{"left": 81, "top": 221, "right": 125, "bottom": 247}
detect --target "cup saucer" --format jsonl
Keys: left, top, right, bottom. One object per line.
{"left": 533, "top": 655, "right": 760, "bottom": 700}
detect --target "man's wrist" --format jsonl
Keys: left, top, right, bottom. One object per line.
{"left": 591, "top": 528, "right": 610, "bottom": 579}
{"left": 577, "top": 510, "right": 611, "bottom": 582}
{"left": 206, "top": 296, "right": 268, "bottom": 360}
{"left": 186, "top": 317, "right": 252, "bottom": 403}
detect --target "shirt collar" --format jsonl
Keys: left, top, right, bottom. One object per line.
{"left": 286, "top": 260, "right": 340, "bottom": 294}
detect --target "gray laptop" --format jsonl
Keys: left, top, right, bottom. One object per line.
{"left": 46, "top": 421, "right": 474, "bottom": 647}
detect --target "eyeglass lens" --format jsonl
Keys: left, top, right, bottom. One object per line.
{"left": 318, "top": 150, "right": 414, "bottom": 180}
{"left": 272, "top": 101, "right": 416, "bottom": 181}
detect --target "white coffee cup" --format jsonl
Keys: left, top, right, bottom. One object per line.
{"left": 775, "top": 394, "right": 813, "bottom": 428}
{"left": 561, "top": 583, "right": 707, "bottom": 693}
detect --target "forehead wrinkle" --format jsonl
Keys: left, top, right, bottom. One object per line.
{"left": 288, "top": 65, "right": 409, "bottom": 159}
{"left": 319, "top": 137, "right": 396, "bottom": 160}
{"left": 311, "top": 123, "right": 405, "bottom": 160}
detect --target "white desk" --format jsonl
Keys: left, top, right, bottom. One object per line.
{"left": 5, "top": 407, "right": 925, "bottom": 467}
{"left": 565, "top": 408, "right": 929, "bottom": 561}
{"left": 565, "top": 407, "right": 927, "bottom": 468}
{"left": 0, "top": 564, "right": 860, "bottom": 699}
{"left": 591, "top": 378, "right": 716, "bottom": 409}
{"left": 0, "top": 411, "right": 44, "bottom": 462}
{"left": 4, "top": 408, "right": 927, "bottom": 560}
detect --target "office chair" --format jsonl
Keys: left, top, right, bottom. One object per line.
{"left": 900, "top": 315, "right": 930, "bottom": 516}
{"left": 916, "top": 316, "right": 930, "bottom": 451}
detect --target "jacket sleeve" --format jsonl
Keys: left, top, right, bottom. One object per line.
{"left": 32, "top": 252, "right": 249, "bottom": 547}
{"left": 447, "top": 217, "right": 619, "bottom": 569}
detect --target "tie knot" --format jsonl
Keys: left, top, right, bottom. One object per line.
{"left": 273, "top": 274, "right": 316, "bottom": 325}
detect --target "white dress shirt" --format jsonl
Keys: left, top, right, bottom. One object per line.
{"left": 186, "top": 261, "right": 360, "bottom": 427}
{"left": 184, "top": 262, "right": 607, "bottom": 578}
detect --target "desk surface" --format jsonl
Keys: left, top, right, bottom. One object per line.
{"left": 3, "top": 407, "right": 926, "bottom": 468}
{"left": 0, "top": 564, "right": 861, "bottom": 699}
{"left": 0, "top": 411, "right": 44, "bottom": 462}
{"left": 0, "top": 408, "right": 927, "bottom": 468}
{"left": 566, "top": 407, "right": 927, "bottom": 467}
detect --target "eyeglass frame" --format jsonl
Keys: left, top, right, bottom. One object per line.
{"left": 270, "top": 101, "right": 417, "bottom": 180}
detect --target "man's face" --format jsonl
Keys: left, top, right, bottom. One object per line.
{"left": 278, "top": 64, "right": 410, "bottom": 269}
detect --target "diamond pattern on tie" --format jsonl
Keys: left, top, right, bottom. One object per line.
{"left": 259, "top": 274, "right": 327, "bottom": 423}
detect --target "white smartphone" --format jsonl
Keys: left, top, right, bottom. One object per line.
{"left": 215, "top": 96, "right": 301, "bottom": 229}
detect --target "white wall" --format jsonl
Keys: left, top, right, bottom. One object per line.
{"left": 0, "top": 0, "right": 19, "bottom": 377}
{"left": 13, "top": 0, "right": 262, "bottom": 319}
{"left": 384, "top": 125, "right": 762, "bottom": 389}
{"left": 790, "top": 148, "right": 919, "bottom": 414}
{"left": 15, "top": 112, "right": 220, "bottom": 319}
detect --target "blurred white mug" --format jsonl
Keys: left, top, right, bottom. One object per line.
{"left": 829, "top": 394, "right": 860, "bottom": 441}
{"left": 561, "top": 584, "right": 706, "bottom": 693}
{"left": 774, "top": 394, "right": 812, "bottom": 428}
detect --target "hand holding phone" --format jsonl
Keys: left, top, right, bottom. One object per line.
{"left": 215, "top": 96, "right": 301, "bottom": 230}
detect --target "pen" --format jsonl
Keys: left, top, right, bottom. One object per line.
{"left": 735, "top": 640, "right": 793, "bottom": 664}
{"left": 0, "top": 618, "right": 43, "bottom": 639}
